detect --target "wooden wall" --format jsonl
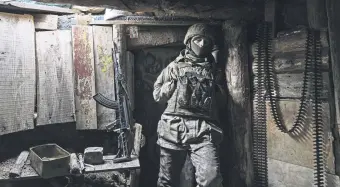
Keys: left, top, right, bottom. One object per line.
{"left": 0, "top": 12, "right": 135, "bottom": 135}
{"left": 252, "top": 28, "right": 340, "bottom": 186}
{"left": 0, "top": 13, "right": 36, "bottom": 135}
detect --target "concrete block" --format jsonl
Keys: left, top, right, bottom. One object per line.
{"left": 84, "top": 147, "right": 104, "bottom": 165}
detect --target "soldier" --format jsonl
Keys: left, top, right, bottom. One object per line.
{"left": 153, "top": 23, "right": 225, "bottom": 187}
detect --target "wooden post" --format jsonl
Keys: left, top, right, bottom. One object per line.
{"left": 326, "top": 0, "right": 340, "bottom": 176}
{"left": 223, "top": 21, "right": 253, "bottom": 187}
{"left": 265, "top": 0, "right": 278, "bottom": 37}
{"left": 307, "top": 0, "right": 327, "bottom": 29}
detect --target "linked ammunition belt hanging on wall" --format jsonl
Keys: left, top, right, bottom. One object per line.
{"left": 253, "top": 22, "right": 325, "bottom": 187}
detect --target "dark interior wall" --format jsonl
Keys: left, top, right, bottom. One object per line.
{"left": 133, "top": 46, "right": 184, "bottom": 187}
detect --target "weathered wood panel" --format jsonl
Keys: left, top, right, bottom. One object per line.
{"left": 92, "top": 26, "right": 115, "bottom": 130}
{"left": 266, "top": 100, "right": 335, "bottom": 173}
{"left": 126, "top": 51, "right": 135, "bottom": 111}
{"left": 223, "top": 21, "right": 253, "bottom": 187}
{"left": 251, "top": 29, "right": 328, "bottom": 55}
{"left": 127, "top": 26, "right": 187, "bottom": 50}
{"left": 273, "top": 29, "right": 328, "bottom": 53}
{"left": 33, "top": 14, "right": 58, "bottom": 30}
{"left": 72, "top": 25, "right": 97, "bottom": 130}
{"left": 326, "top": 0, "right": 340, "bottom": 176}
{"left": 36, "top": 30, "right": 75, "bottom": 126}
{"left": 251, "top": 48, "right": 329, "bottom": 74}
{"left": 0, "top": 13, "right": 35, "bottom": 135}
{"left": 275, "top": 72, "right": 330, "bottom": 98}
{"left": 272, "top": 49, "right": 329, "bottom": 73}
{"left": 75, "top": 14, "right": 92, "bottom": 25}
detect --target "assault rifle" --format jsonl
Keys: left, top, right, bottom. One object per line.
{"left": 93, "top": 42, "right": 132, "bottom": 163}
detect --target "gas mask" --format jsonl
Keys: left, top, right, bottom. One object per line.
{"left": 189, "top": 36, "right": 213, "bottom": 57}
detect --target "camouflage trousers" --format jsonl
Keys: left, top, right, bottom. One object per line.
{"left": 156, "top": 114, "right": 223, "bottom": 187}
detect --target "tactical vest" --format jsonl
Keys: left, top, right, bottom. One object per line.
{"left": 164, "top": 57, "right": 218, "bottom": 121}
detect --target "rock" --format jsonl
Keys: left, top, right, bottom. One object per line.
{"left": 84, "top": 147, "right": 104, "bottom": 165}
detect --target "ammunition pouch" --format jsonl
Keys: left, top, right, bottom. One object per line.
{"left": 177, "top": 72, "right": 213, "bottom": 113}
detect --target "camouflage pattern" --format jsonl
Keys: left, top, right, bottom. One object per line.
{"left": 153, "top": 23, "right": 224, "bottom": 187}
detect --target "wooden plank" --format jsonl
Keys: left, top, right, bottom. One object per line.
{"left": 33, "top": 14, "right": 58, "bottom": 30}
{"left": 266, "top": 100, "right": 335, "bottom": 174}
{"left": 251, "top": 29, "right": 329, "bottom": 54}
{"left": 272, "top": 49, "right": 329, "bottom": 73}
{"left": 36, "top": 30, "right": 75, "bottom": 126}
{"left": 72, "top": 25, "right": 97, "bottom": 130}
{"left": 0, "top": 1, "right": 74, "bottom": 14}
{"left": 273, "top": 29, "right": 328, "bottom": 53}
{"left": 251, "top": 48, "right": 329, "bottom": 74}
{"left": 223, "top": 21, "right": 253, "bottom": 187}
{"left": 84, "top": 157, "right": 140, "bottom": 173}
{"left": 326, "top": 0, "right": 340, "bottom": 176}
{"left": 0, "top": 157, "right": 39, "bottom": 181}
{"left": 127, "top": 26, "right": 187, "bottom": 50}
{"left": 9, "top": 151, "right": 30, "bottom": 178}
{"left": 90, "top": 20, "right": 221, "bottom": 26}
{"left": 0, "top": 12, "right": 35, "bottom": 135}
{"left": 132, "top": 123, "right": 142, "bottom": 156}
{"left": 126, "top": 51, "right": 135, "bottom": 110}
{"left": 129, "top": 123, "right": 142, "bottom": 187}
{"left": 275, "top": 72, "right": 330, "bottom": 98}
{"left": 92, "top": 26, "right": 115, "bottom": 130}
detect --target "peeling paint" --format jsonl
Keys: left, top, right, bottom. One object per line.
{"left": 97, "top": 46, "right": 113, "bottom": 73}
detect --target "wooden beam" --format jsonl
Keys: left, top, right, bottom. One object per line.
{"left": 307, "top": 0, "right": 328, "bottom": 29}
{"left": 273, "top": 29, "right": 328, "bottom": 53}
{"left": 223, "top": 21, "right": 253, "bottom": 187}
{"left": 33, "top": 14, "right": 58, "bottom": 31}
{"left": 36, "top": 30, "right": 75, "bottom": 126}
{"left": 9, "top": 151, "right": 30, "bottom": 178}
{"left": 271, "top": 49, "right": 329, "bottom": 73}
{"left": 34, "top": 0, "right": 259, "bottom": 20}
{"left": 92, "top": 26, "right": 116, "bottom": 130}
{"left": 127, "top": 26, "right": 187, "bottom": 50}
{"left": 72, "top": 25, "right": 97, "bottom": 130}
{"left": 126, "top": 51, "right": 135, "bottom": 110}
{"left": 0, "top": 1, "right": 74, "bottom": 14}
{"left": 265, "top": 0, "right": 278, "bottom": 36}
{"left": 90, "top": 20, "right": 221, "bottom": 26}
{"left": 84, "top": 157, "right": 140, "bottom": 173}
{"left": 0, "top": 12, "right": 35, "bottom": 135}
{"left": 251, "top": 29, "right": 328, "bottom": 56}
{"left": 326, "top": 0, "right": 340, "bottom": 176}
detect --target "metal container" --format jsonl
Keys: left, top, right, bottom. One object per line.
{"left": 29, "top": 143, "right": 70, "bottom": 178}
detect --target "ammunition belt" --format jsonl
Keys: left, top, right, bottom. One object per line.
{"left": 253, "top": 22, "right": 325, "bottom": 187}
